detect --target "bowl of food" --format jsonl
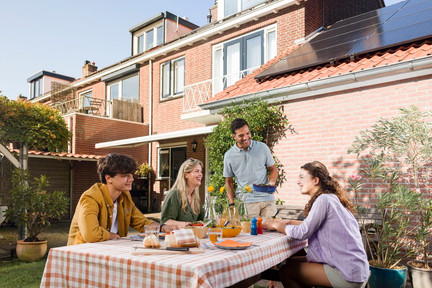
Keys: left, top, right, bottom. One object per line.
{"left": 222, "top": 226, "right": 242, "bottom": 238}
{"left": 185, "top": 222, "right": 208, "bottom": 239}
{"left": 253, "top": 184, "right": 276, "bottom": 193}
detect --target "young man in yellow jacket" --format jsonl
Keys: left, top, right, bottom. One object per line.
{"left": 68, "top": 154, "right": 171, "bottom": 245}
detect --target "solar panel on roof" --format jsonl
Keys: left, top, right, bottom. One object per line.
{"left": 256, "top": 0, "right": 432, "bottom": 79}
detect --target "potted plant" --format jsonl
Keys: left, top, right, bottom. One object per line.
{"left": 5, "top": 169, "right": 68, "bottom": 261}
{"left": 349, "top": 156, "right": 416, "bottom": 288}
{"left": 136, "top": 162, "right": 154, "bottom": 179}
{"left": 350, "top": 106, "right": 432, "bottom": 287}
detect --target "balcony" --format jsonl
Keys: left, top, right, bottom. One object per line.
{"left": 182, "top": 67, "right": 258, "bottom": 124}
{"left": 51, "top": 96, "right": 143, "bottom": 123}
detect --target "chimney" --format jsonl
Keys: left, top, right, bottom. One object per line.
{"left": 82, "top": 60, "right": 98, "bottom": 77}
{"left": 17, "top": 94, "right": 27, "bottom": 101}
{"left": 211, "top": 3, "right": 218, "bottom": 22}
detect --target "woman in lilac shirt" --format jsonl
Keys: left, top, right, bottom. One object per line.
{"left": 264, "top": 161, "right": 368, "bottom": 288}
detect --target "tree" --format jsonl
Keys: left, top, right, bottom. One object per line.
{"left": 0, "top": 95, "right": 71, "bottom": 151}
{"left": 0, "top": 94, "right": 71, "bottom": 239}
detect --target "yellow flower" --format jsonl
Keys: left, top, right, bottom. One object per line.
{"left": 245, "top": 185, "right": 251, "bottom": 193}
{"left": 220, "top": 186, "right": 225, "bottom": 194}
{"left": 208, "top": 186, "right": 215, "bottom": 193}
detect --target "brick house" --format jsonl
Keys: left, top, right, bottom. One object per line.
{"left": 28, "top": 0, "right": 385, "bottom": 216}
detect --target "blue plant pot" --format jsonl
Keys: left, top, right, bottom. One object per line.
{"left": 369, "top": 265, "right": 407, "bottom": 288}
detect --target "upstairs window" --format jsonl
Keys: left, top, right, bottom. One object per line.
{"left": 161, "top": 57, "right": 185, "bottom": 99}
{"left": 222, "top": 0, "right": 266, "bottom": 18}
{"left": 107, "top": 73, "right": 139, "bottom": 102}
{"left": 30, "top": 78, "right": 42, "bottom": 99}
{"left": 135, "top": 25, "right": 163, "bottom": 54}
{"left": 212, "top": 25, "right": 276, "bottom": 94}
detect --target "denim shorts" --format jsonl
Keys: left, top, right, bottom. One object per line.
{"left": 323, "top": 265, "right": 368, "bottom": 288}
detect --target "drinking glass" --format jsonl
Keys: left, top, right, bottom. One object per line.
{"left": 144, "top": 224, "right": 160, "bottom": 237}
{"left": 208, "top": 227, "right": 222, "bottom": 243}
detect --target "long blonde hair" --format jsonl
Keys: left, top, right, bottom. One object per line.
{"left": 170, "top": 158, "right": 203, "bottom": 214}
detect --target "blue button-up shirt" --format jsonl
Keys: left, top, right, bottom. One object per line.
{"left": 285, "top": 194, "right": 369, "bottom": 282}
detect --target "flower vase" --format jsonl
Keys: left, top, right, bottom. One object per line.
{"left": 204, "top": 194, "right": 219, "bottom": 221}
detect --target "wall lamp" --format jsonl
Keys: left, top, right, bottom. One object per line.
{"left": 191, "top": 139, "right": 198, "bottom": 152}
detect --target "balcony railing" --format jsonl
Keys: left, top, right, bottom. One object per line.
{"left": 51, "top": 96, "right": 111, "bottom": 117}
{"left": 183, "top": 67, "right": 259, "bottom": 113}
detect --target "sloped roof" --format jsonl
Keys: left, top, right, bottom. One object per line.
{"left": 207, "top": 39, "right": 432, "bottom": 103}
{"left": 10, "top": 149, "right": 103, "bottom": 161}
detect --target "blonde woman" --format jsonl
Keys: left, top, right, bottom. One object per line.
{"left": 161, "top": 158, "right": 205, "bottom": 229}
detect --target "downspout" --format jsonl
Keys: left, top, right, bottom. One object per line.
{"left": 148, "top": 59, "right": 153, "bottom": 165}
{"left": 69, "top": 161, "right": 74, "bottom": 220}
{"left": 19, "top": 143, "right": 28, "bottom": 240}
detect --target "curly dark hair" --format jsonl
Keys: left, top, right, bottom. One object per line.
{"left": 302, "top": 161, "right": 356, "bottom": 217}
{"left": 231, "top": 118, "right": 249, "bottom": 134}
{"left": 97, "top": 153, "right": 137, "bottom": 184}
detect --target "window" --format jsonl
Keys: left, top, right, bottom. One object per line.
{"left": 160, "top": 57, "right": 185, "bottom": 99}
{"left": 145, "top": 30, "right": 154, "bottom": 51}
{"left": 213, "top": 25, "right": 276, "bottom": 94}
{"left": 137, "top": 35, "right": 144, "bottom": 54}
{"left": 107, "top": 73, "right": 139, "bottom": 102}
{"left": 79, "top": 90, "right": 92, "bottom": 108}
{"left": 158, "top": 147, "right": 187, "bottom": 187}
{"left": 30, "top": 78, "right": 42, "bottom": 99}
{"left": 135, "top": 25, "right": 163, "bottom": 54}
{"left": 222, "top": 0, "right": 266, "bottom": 18}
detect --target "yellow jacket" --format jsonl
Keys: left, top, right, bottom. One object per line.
{"left": 67, "top": 183, "right": 154, "bottom": 245}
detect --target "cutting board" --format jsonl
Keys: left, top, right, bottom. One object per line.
{"left": 131, "top": 245, "right": 204, "bottom": 256}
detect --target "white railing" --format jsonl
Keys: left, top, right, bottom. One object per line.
{"left": 183, "top": 66, "right": 259, "bottom": 112}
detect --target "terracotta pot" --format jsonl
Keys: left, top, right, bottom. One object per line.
{"left": 16, "top": 239, "right": 47, "bottom": 262}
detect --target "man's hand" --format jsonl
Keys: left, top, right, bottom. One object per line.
{"left": 161, "top": 224, "right": 179, "bottom": 233}
{"left": 109, "top": 232, "right": 120, "bottom": 240}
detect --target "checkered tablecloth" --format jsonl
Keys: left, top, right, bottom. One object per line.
{"left": 40, "top": 232, "right": 307, "bottom": 288}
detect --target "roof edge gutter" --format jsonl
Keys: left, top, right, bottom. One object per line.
{"left": 201, "top": 55, "right": 432, "bottom": 111}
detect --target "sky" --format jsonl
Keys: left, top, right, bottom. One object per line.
{"left": 1, "top": 0, "right": 404, "bottom": 100}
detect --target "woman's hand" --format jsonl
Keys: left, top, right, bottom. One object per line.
{"left": 263, "top": 219, "right": 276, "bottom": 230}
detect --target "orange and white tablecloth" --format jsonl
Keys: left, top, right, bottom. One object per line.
{"left": 40, "top": 232, "right": 307, "bottom": 288}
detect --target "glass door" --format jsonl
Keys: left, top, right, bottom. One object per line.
{"left": 170, "top": 147, "right": 187, "bottom": 186}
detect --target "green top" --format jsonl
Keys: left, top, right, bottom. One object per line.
{"left": 161, "top": 189, "right": 205, "bottom": 224}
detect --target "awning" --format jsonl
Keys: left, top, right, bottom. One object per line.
{"left": 95, "top": 125, "right": 217, "bottom": 149}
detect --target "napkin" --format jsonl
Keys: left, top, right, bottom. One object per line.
{"left": 173, "top": 229, "right": 196, "bottom": 245}
{"left": 215, "top": 239, "right": 252, "bottom": 247}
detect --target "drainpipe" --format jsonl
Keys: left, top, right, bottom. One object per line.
{"left": 148, "top": 59, "right": 153, "bottom": 165}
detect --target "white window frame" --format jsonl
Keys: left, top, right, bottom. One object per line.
{"left": 218, "top": 0, "right": 267, "bottom": 19}
{"left": 30, "top": 78, "right": 43, "bottom": 99}
{"left": 107, "top": 73, "right": 139, "bottom": 102}
{"left": 212, "top": 24, "right": 277, "bottom": 94}
{"left": 134, "top": 25, "right": 163, "bottom": 55}
{"left": 160, "top": 56, "right": 185, "bottom": 100}
{"left": 78, "top": 89, "right": 92, "bottom": 109}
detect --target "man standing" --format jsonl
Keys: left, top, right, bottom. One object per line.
{"left": 223, "top": 118, "right": 278, "bottom": 218}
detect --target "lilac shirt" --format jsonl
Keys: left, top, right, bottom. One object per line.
{"left": 285, "top": 194, "right": 369, "bottom": 282}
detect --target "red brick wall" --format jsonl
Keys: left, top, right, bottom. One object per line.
{"left": 275, "top": 75, "right": 432, "bottom": 206}
{"left": 71, "top": 160, "right": 99, "bottom": 215}
{"left": 77, "top": 82, "right": 106, "bottom": 100}
{"left": 70, "top": 113, "right": 149, "bottom": 163}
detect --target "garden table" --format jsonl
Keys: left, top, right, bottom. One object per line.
{"left": 40, "top": 231, "right": 307, "bottom": 288}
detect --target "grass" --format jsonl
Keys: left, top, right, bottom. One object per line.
{"left": 0, "top": 258, "right": 47, "bottom": 288}
{"left": 0, "top": 221, "right": 70, "bottom": 287}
